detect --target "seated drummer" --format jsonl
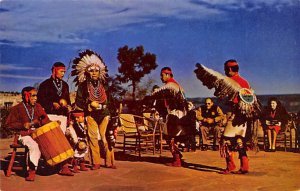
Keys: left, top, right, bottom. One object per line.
{"left": 5, "top": 86, "right": 51, "bottom": 181}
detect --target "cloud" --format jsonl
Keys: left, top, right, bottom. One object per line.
{"left": 0, "top": 0, "right": 297, "bottom": 47}
{"left": 0, "top": 74, "right": 46, "bottom": 80}
{"left": 0, "top": 64, "right": 42, "bottom": 70}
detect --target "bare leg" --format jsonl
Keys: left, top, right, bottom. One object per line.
{"left": 272, "top": 130, "right": 277, "bottom": 150}
{"left": 267, "top": 129, "right": 272, "bottom": 150}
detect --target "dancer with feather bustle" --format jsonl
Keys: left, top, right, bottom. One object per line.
{"left": 151, "top": 67, "right": 188, "bottom": 167}
{"left": 194, "top": 59, "right": 261, "bottom": 174}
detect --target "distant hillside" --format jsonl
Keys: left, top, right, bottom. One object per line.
{"left": 1, "top": 91, "right": 299, "bottom": 113}
{"left": 187, "top": 94, "right": 300, "bottom": 113}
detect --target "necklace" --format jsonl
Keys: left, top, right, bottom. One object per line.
{"left": 88, "top": 80, "right": 100, "bottom": 99}
{"left": 22, "top": 102, "right": 35, "bottom": 122}
{"left": 87, "top": 80, "right": 107, "bottom": 103}
{"left": 78, "top": 123, "right": 86, "bottom": 135}
{"left": 52, "top": 80, "right": 62, "bottom": 96}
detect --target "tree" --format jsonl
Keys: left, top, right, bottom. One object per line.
{"left": 117, "top": 45, "right": 158, "bottom": 101}
{"left": 135, "top": 77, "right": 156, "bottom": 100}
{"left": 107, "top": 76, "right": 126, "bottom": 102}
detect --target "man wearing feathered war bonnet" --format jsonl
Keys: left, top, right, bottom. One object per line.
{"left": 72, "top": 49, "right": 113, "bottom": 170}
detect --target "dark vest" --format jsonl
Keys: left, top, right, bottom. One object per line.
{"left": 201, "top": 105, "right": 219, "bottom": 126}
{"left": 73, "top": 122, "right": 86, "bottom": 139}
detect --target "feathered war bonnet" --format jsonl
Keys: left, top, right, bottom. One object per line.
{"left": 71, "top": 49, "right": 108, "bottom": 86}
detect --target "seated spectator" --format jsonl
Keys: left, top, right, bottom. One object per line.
{"left": 198, "top": 98, "right": 224, "bottom": 151}
{"left": 262, "top": 97, "right": 288, "bottom": 152}
{"left": 180, "top": 101, "right": 197, "bottom": 152}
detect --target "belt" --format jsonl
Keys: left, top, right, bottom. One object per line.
{"left": 95, "top": 104, "right": 107, "bottom": 110}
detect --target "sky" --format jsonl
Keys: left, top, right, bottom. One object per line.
{"left": 0, "top": 0, "right": 299, "bottom": 98}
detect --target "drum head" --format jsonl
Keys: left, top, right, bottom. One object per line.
{"left": 48, "top": 114, "right": 68, "bottom": 134}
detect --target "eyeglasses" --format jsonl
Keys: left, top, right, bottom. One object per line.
{"left": 206, "top": 103, "right": 211, "bottom": 105}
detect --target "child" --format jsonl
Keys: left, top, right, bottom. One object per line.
{"left": 66, "top": 110, "right": 89, "bottom": 172}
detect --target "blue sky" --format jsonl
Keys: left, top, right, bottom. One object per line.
{"left": 0, "top": 0, "right": 299, "bottom": 98}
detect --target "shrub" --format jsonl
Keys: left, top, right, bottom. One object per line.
{"left": 0, "top": 108, "right": 13, "bottom": 138}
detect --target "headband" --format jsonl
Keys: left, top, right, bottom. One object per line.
{"left": 23, "top": 91, "right": 31, "bottom": 103}
{"left": 72, "top": 112, "right": 85, "bottom": 117}
{"left": 161, "top": 69, "right": 173, "bottom": 75}
{"left": 52, "top": 66, "right": 66, "bottom": 79}
{"left": 226, "top": 62, "right": 238, "bottom": 67}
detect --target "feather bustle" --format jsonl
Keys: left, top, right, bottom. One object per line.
{"left": 194, "top": 63, "right": 261, "bottom": 118}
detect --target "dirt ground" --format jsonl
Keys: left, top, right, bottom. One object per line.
{"left": 0, "top": 137, "right": 299, "bottom": 191}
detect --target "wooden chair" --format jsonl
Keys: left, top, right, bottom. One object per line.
{"left": 142, "top": 113, "right": 152, "bottom": 127}
{"left": 277, "top": 118, "right": 298, "bottom": 151}
{"left": 286, "top": 116, "right": 298, "bottom": 151}
{"left": 142, "top": 112, "right": 165, "bottom": 154}
{"left": 118, "top": 114, "right": 160, "bottom": 158}
{"left": 251, "top": 119, "right": 266, "bottom": 151}
{"left": 6, "top": 133, "right": 29, "bottom": 177}
{"left": 262, "top": 119, "right": 298, "bottom": 152}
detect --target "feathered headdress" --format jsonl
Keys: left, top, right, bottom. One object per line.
{"left": 194, "top": 63, "right": 261, "bottom": 118}
{"left": 71, "top": 49, "right": 108, "bottom": 86}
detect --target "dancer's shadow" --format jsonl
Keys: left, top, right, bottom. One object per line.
{"left": 114, "top": 150, "right": 223, "bottom": 173}
{"left": 181, "top": 161, "right": 223, "bottom": 172}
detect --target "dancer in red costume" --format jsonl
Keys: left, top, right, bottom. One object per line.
{"left": 194, "top": 59, "right": 261, "bottom": 174}
{"left": 151, "top": 67, "right": 188, "bottom": 167}
{"left": 220, "top": 60, "right": 251, "bottom": 174}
